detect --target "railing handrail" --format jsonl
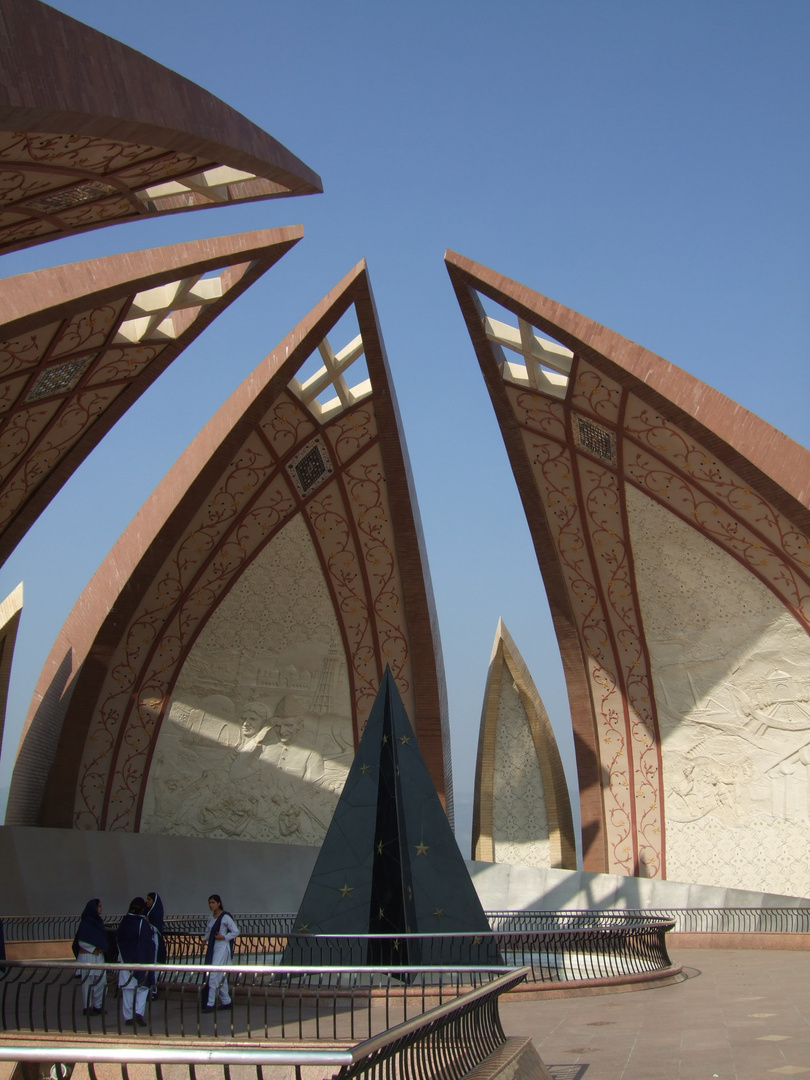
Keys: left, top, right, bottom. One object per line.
{"left": 5, "top": 906, "right": 810, "bottom": 943}
{"left": 344, "top": 967, "right": 528, "bottom": 1059}
{"left": 0, "top": 959, "right": 516, "bottom": 975}
{"left": 0, "top": 1046, "right": 355, "bottom": 1067}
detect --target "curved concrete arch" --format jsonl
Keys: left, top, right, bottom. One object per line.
{"left": 0, "top": 227, "right": 302, "bottom": 565}
{"left": 447, "top": 250, "right": 810, "bottom": 895}
{"left": 473, "top": 618, "right": 576, "bottom": 870}
{"left": 8, "top": 262, "right": 450, "bottom": 847}
{"left": 0, "top": 0, "right": 321, "bottom": 255}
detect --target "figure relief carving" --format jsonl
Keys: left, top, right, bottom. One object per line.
{"left": 628, "top": 484, "right": 810, "bottom": 894}
{"left": 140, "top": 516, "right": 355, "bottom": 846}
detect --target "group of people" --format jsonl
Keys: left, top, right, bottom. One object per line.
{"left": 72, "top": 893, "right": 239, "bottom": 1022}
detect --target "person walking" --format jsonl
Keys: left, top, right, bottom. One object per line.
{"left": 202, "top": 894, "right": 238, "bottom": 1012}
{"left": 115, "top": 897, "right": 154, "bottom": 1026}
{"left": 72, "top": 899, "right": 108, "bottom": 1015}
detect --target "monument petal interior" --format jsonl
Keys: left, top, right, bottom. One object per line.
{"left": 1, "top": 0, "right": 809, "bottom": 918}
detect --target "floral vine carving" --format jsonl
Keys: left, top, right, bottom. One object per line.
{"left": 326, "top": 406, "right": 375, "bottom": 466}
{"left": 509, "top": 385, "right": 566, "bottom": 440}
{"left": 260, "top": 394, "right": 315, "bottom": 458}
{"left": 75, "top": 439, "right": 288, "bottom": 828}
{"left": 570, "top": 363, "right": 622, "bottom": 424}
{"left": 623, "top": 402, "right": 810, "bottom": 628}
{"left": 305, "top": 485, "right": 379, "bottom": 726}
{"left": 0, "top": 326, "right": 59, "bottom": 376}
{"left": 343, "top": 451, "right": 410, "bottom": 693}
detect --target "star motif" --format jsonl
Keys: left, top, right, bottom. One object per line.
{"left": 376, "top": 840, "right": 384, "bottom": 855}
{"left": 399, "top": 735, "right": 410, "bottom": 745}
{"left": 393, "top": 939, "right": 400, "bottom": 950}
{"left": 382, "top": 734, "right": 388, "bottom": 744}
{"left": 472, "top": 936, "right": 482, "bottom": 945}
{"left": 378, "top": 907, "right": 385, "bottom": 919}
{"left": 339, "top": 883, "right": 353, "bottom": 899}
{"left": 360, "top": 763, "right": 370, "bottom": 774}
{"left": 433, "top": 908, "right": 444, "bottom": 919}
{"left": 298, "top": 923, "right": 310, "bottom": 933}
{"left": 414, "top": 841, "right": 429, "bottom": 856}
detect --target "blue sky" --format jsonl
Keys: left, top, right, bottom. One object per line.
{"left": 0, "top": 0, "right": 807, "bottom": 858}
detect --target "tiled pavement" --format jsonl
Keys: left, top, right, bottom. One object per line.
{"left": 500, "top": 949, "right": 810, "bottom": 1080}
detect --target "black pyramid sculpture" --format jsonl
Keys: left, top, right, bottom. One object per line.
{"left": 284, "top": 667, "right": 498, "bottom": 968}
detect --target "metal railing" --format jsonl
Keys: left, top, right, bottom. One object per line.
{"left": 0, "top": 959, "right": 516, "bottom": 1040}
{"left": 0, "top": 968, "right": 528, "bottom": 1080}
{"left": 485, "top": 908, "right": 810, "bottom": 934}
{"left": 4, "top": 906, "right": 809, "bottom": 944}
{"left": 272, "top": 925, "right": 674, "bottom": 983}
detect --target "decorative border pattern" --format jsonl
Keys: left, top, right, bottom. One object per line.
{"left": 73, "top": 364, "right": 418, "bottom": 830}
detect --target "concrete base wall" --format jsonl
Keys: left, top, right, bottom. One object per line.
{"left": 466, "top": 860, "right": 810, "bottom": 911}
{"left": 0, "top": 826, "right": 318, "bottom": 915}
{"left": 1, "top": 826, "right": 807, "bottom": 916}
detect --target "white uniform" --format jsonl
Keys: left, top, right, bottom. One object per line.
{"left": 205, "top": 912, "right": 239, "bottom": 1006}
{"left": 76, "top": 940, "right": 105, "bottom": 1010}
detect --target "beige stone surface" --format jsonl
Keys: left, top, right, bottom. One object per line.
{"left": 628, "top": 485, "right": 810, "bottom": 894}
{"left": 141, "top": 517, "right": 353, "bottom": 847}
{"left": 493, "top": 674, "right": 551, "bottom": 867}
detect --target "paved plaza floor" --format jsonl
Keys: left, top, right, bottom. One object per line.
{"left": 500, "top": 949, "right": 810, "bottom": 1080}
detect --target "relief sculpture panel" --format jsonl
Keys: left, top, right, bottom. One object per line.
{"left": 141, "top": 515, "right": 353, "bottom": 846}
{"left": 627, "top": 485, "right": 810, "bottom": 895}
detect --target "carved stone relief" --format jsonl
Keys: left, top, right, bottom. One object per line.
{"left": 141, "top": 515, "right": 353, "bottom": 846}
{"left": 492, "top": 674, "right": 551, "bottom": 867}
{"left": 627, "top": 484, "right": 810, "bottom": 895}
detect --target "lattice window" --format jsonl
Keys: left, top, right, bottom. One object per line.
{"left": 291, "top": 329, "right": 371, "bottom": 420}
{"left": 572, "top": 413, "right": 617, "bottom": 465}
{"left": 24, "top": 180, "right": 119, "bottom": 214}
{"left": 136, "top": 166, "right": 263, "bottom": 207}
{"left": 114, "top": 274, "right": 224, "bottom": 344}
{"left": 483, "top": 313, "right": 573, "bottom": 400}
{"left": 25, "top": 353, "right": 96, "bottom": 401}
{"left": 286, "top": 436, "right": 335, "bottom": 496}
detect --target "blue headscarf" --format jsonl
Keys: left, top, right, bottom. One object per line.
{"left": 146, "top": 892, "right": 167, "bottom": 964}
{"left": 72, "top": 899, "right": 108, "bottom": 956}
{"left": 204, "top": 909, "right": 234, "bottom": 965}
{"left": 146, "top": 893, "right": 164, "bottom": 935}
{"left": 116, "top": 911, "right": 155, "bottom": 986}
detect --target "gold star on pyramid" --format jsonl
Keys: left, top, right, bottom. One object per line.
{"left": 399, "top": 734, "right": 410, "bottom": 745}
{"left": 393, "top": 939, "right": 400, "bottom": 950}
{"left": 339, "top": 883, "right": 353, "bottom": 899}
{"left": 298, "top": 923, "right": 310, "bottom": 933}
{"left": 433, "top": 908, "right": 444, "bottom": 919}
{"left": 414, "top": 840, "right": 429, "bottom": 856}
{"left": 360, "top": 763, "right": 370, "bottom": 774}
{"left": 472, "top": 936, "right": 482, "bottom": 946}
{"left": 377, "top": 840, "right": 384, "bottom": 855}
{"left": 378, "top": 907, "right": 385, "bottom": 919}
{"left": 382, "top": 734, "right": 388, "bottom": 744}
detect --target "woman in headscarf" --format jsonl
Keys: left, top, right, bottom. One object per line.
{"left": 145, "top": 892, "right": 166, "bottom": 997}
{"left": 115, "top": 897, "right": 154, "bottom": 1026}
{"left": 71, "top": 899, "right": 108, "bottom": 1015}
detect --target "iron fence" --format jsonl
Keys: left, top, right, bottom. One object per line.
{"left": 0, "top": 959, "right": 517, "bottom": 1041}
{"left": 485, "top": 908, "right": 810, "bottom": 933}
{"left": 0, "top": 968, "right": 529, "bottom": 1080}
{"left": 4, "top": 906, "right": 809, "bottom": 944}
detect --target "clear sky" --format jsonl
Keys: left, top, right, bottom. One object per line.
{"left": 0, "top": 0, "right": 807, "bottom": 859}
